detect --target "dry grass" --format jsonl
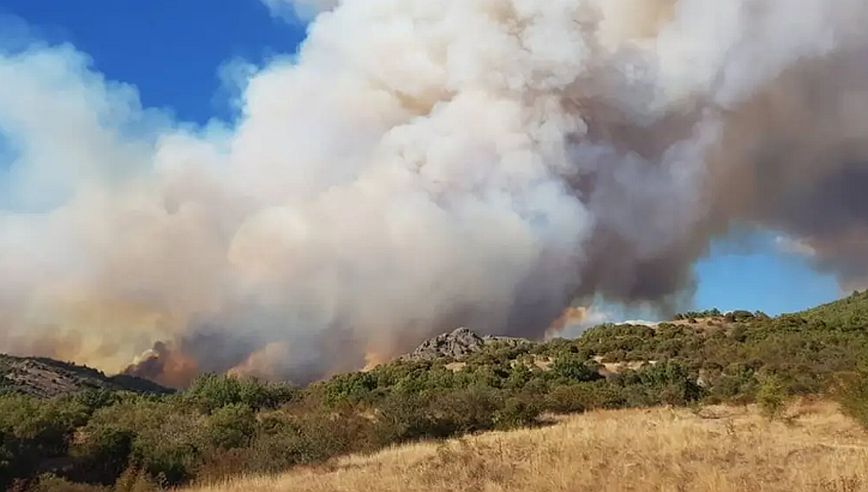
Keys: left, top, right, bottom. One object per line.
{"left": 188, "top": 400, "right": 868, "bottom": 492}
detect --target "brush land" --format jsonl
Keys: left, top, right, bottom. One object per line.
{"left": 187, "top": 401, "right": 868, "bottom": 492}
{"left": 4, "top": 291, "right": 868, "bottom": 491}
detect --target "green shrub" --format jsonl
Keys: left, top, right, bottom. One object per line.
{"left": 205, "top": 403, "right": 255, "bottom": 450}
{"left": 0, "top": 395, "right": 90, "bottom": 487}
{"left": 186, "top": 374, "right": 296, "bottom": 412}
{"left": 504, "top": 364, "right": 532, "bottom": 390}
{"left": 544, "top": 384, "right": 589, "bottom": 414}
{"left": 756, "top": 375, "right": 788, "bottom": 420}
{"left": 707, "top": 363, "right": 756, "bottom": 402}
{"left": 837, "top": 360, "right": 868, "bottom": 429}
{"left": 493, "top": 396, "right": 540, "bottom": 429}
{"left": 73, "top": 397, "right": 172, "bottom": 484}
{"left": 29, "top": 474, "right": 110, "bottom": 492}
{"left": 113, "top": 466, "right": 160, "bottom": 492}
{"left": 429, "top": 386, "right": 500, "bottom": 435}
{"left": 76, "top": 404, "right": 208, "bottom": 485}
{"left": 549, "top": 354, "right": 601, "bottom": 383}
{"left": 71, "top": 424, "right": 134, "bottom": 484}
{"left": 244, "top": 417, "right": 308, "bottom": 472}
{"left": 371, "top": 392, "right": 438, "bottom": 445}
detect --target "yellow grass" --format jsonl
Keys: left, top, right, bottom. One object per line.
{"left": 189, "top": 400, "right": 868, "bottom": 492}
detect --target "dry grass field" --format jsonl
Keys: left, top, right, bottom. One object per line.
{"left": 188, "top": 400, "right": 868, "bottom": 492}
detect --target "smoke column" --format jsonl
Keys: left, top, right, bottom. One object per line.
{"left": 1, "top": 0, "right": 867, "bottom": 385}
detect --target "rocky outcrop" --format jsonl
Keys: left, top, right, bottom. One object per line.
{"left": 0, "top": 354, "right": 172, "bottom": 398}
{"left": 406, "top": 327, "right": 531, "bottom": 361}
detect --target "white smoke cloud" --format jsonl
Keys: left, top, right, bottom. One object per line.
{"left": 1, "top": 0, "right": 867, "bottom": 384}
{"left": 261, "top": 0, "right": 338, "bottom": 20}
{"left": 774, "top": 235, "right": 817, "bottom": 258}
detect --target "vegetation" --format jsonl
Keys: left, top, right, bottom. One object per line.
{"left": 0, "top": 355, "right": 171, "bottom": 399}
{"left": 186, "top": 401, "right": 868, "bottom": 492}
{"left": 756, "top": 374, "right": 788, "bottom": 420}
{"left": 2, "top": 291, "right": 867, "bottom": 491}
{"left": 838, "top": 356, "right": 868, "bottom": 429}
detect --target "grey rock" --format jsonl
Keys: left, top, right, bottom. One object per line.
{"left": 405, "top": 327, "right": 531, "bottom": 361}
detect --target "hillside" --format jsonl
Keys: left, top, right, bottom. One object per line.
{"left": 4, "top": 292, "right": 868, "bottom": 491}
{"left": 188, "top": 400, "right": 868, "bottom": 492}
{"left": 802, "top": 290, "right": 868, "bottom": 329}
{"left": 0, "top": 354, "right": 172, "bottom": 398}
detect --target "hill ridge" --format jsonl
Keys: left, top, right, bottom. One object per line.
{"left": 0, "top": 353, "right": 173, "bottom": 398}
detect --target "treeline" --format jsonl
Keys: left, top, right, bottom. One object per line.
{"left": 4, "top": 292, "right": 868, "bottom": 491}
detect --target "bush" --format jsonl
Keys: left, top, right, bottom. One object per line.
{"left": 0, "top": 395, "right": 90, "bottom": 488}
{"left": 186, "top": 374, "right": 296, "bottom": 412}
{"left": 756, "top": 375, "right": 788, "bottom": 420}
{"left": 244, "top": 417, "right": 309, "bottom": 472}
{"left": 430, "top": 387, "right": 500, "bottom": 435}
{"left": 371, "top": 392, "right": 439, "bottom": 445}
{"left": 494, "top": 396, "right": 540, "bottom": 429}
{"left": 70, "top": 424, "right": 134, "bottom": 484}
{"left": 837, "top": 360, "right": 868, "bottom": 429}
{"left": 549, "top": 354, "right": 601, "bottom": 383}
{"left": 130, "top": 411, "right": 204, "bottom": 485}
{"left": 28, "top": 474, "right": 110, "bottom": 492}
{"left": 72, "top": 398, "right": 171, "bottom": 484}
{"left": 544, "top": 385, "right": 589, "bottom": 414}
{"left": 617, "top": 362, "right": 703, "bottom": 407}
{"left": 205, "top": 404, "right": 255, "bottom": 450}
{"left": 113, "top": 466, "right": 160, "bottom": 492}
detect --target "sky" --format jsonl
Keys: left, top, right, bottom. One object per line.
{"left": 0, "top": 0, "right": 306, "bottom": 124}
{"left": 692, "top": 232, "right": 840, "bottom": 316}
{"left": 0, "top": 1, "right": 844, "bottom": 319}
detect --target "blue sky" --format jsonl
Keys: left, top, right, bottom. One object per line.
{"left": 0, "top": 1, "right": 843, "bottom": 317}
{"left": 693, "top": 232, "right": 840, "bottom": 315}
{"left": 0, "top": 0, "right": 306, "bottom": 123}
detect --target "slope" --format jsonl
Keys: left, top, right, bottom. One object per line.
{"left": 0, "top": 354, "right": 172, "bottom": 398}
{"left": 188, "top": 400, "right": 868, "bottom": 492}
{"left": 800, "top": 289, "right": 868, "bottom": 330}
